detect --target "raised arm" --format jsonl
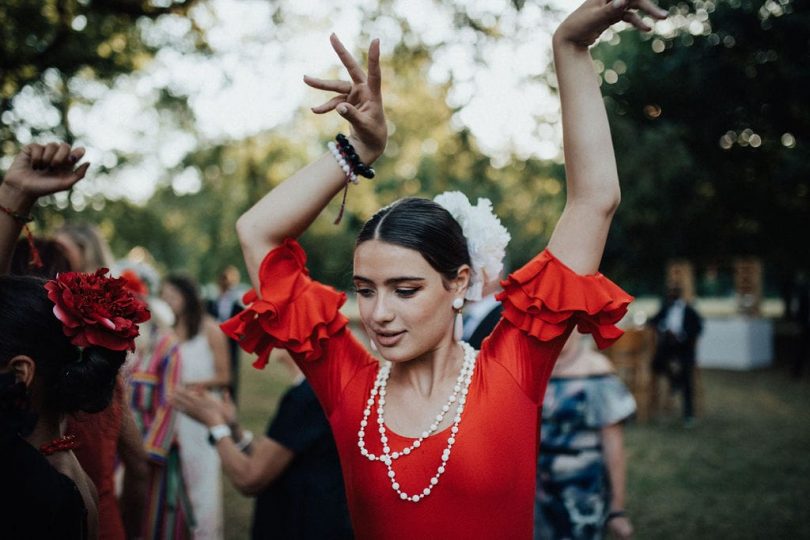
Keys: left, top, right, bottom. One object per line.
{"left": 547, "top": 0, "right": 667, "bottom": 275}
{"left": 0, "top": 142, "right": 89, "bottom": 273}
{"left": 236, "top": 34, "right": 387, "bottom": 291}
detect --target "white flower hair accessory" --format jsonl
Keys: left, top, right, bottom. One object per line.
{"left": 433, "top": 191, "right": 511, "bottom": 301}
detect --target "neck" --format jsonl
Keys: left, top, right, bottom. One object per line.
{"left": 389, "top": 338, "right": 464, "bottom": 398}
{"left": 24, "top": 410, "right": 64, "bottom": 449}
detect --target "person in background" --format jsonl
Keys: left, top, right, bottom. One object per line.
{"left": 57, "top": 222, "right": 150, "bottom": 540}
{"left": 125, "top": 268, "right": 194, "bottom": 539}
{"left": 172, "top": 350, "right": 353, "bottom": 540}
{"left": 0, "top": 142, "right": 149, "bottom": 539}
{"left": 55, "top": 222, "right": 115, "bottom": 274}
{"left": 162, "top": 274, "right": 230, "bottom": 540}
{"left": 649, "top": 284, "right": 703, "bottom": 425}
{"left": 535, "top": 331, "right": 636, "bottom": 540}
{"left": 206, "top": 265, "right": 244, "bottom": 403}
{"left": 10, "top": 236, "right": 72, "bottom": 278}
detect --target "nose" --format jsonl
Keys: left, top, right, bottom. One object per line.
{"left": 370, "top": 294, "right": 395, "bottom": 326}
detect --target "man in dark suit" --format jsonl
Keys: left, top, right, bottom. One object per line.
{"left": 649, "top": 285, "right": 703, "bottom": 425}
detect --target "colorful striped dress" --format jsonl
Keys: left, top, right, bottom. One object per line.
{"left": 129, "top": 326, "right": 194, "bottom": 539}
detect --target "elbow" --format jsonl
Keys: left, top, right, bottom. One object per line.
{"left": 235, "top": 214, "right": 254, "bottom": 250}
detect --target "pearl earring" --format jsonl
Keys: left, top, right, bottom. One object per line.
{"left": 452, "top": 297, "right": 464, "bottom": 342}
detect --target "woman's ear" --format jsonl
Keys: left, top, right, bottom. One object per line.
{"left": 8, "top": 355, "right": 36, "bottom": 388}
{"left": 454, "top": 264, "right": 472, "bottom": 296}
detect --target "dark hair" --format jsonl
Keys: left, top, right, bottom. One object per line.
{"left": 0, "top": 275, "right": 126, "bottom": 414}
{"left": 356, "top": 198, "right": 471, "bottom": 282}
{"left": 11, "top": 237, "right": 72, "bottom": 279}
{"left": 165, "top": 274, "right": 204, "bottom": 338}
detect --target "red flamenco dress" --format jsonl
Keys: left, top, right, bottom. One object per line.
{"left": 222, "top": 239, "right": 632, "bottom": 540}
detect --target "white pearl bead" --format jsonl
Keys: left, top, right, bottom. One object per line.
{"left": 438, "top": 466, "right": 445, "bottom": 474}
{"left": 400, "top": 493, "right": 408, "bottom": 500}
{"left": 403, "top": 448, "right": 411, "bottom": 455}
{"left": 388, "top": 470, "right": 395, "bottom": 478}
{"left": 430, "top": 477, "right": 438, "bottom": 485}
{"left": 392, "top": 482, "right": 400, "bottom": 490}
{"left": 423, "top": 488, "right": 430, "bottom": 496}
{"left": 413, "top": 440, "right": 421, "bottom": 448}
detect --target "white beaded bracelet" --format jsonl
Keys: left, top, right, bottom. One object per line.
{"left": 327, "top": 141, "right": 358, "bottom": 185}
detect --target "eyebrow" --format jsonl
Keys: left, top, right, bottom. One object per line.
{"left": 353, "top": 275, "right": 426, "bottom": 285}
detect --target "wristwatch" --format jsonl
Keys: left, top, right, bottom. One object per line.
{"left": 207, "top": 424, "right": 232, "bottom": 445}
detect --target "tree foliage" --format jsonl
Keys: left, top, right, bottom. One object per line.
{"left": 595, "top": 0, "right": 808, "bottom": 292}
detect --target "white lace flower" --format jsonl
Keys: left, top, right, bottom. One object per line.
{"left": 434, "top": 191, "right": 511, "bottom": 301}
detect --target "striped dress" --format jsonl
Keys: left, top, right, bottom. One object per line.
{"left": 129, "top": 326, "right": 194, "bottom": 539}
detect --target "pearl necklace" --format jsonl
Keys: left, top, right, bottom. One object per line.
{"left": 357, "top": 341, "right": 478, "bottom": 502}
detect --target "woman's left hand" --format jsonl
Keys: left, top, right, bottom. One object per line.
{"left": 555, "top": 0, "right": 668, "bottom": 49}
{"left": 607, "top": 515, "right": 634, "bottom": 539}
{"left": 304, "top": 34, "right": 387, "bottom": 164}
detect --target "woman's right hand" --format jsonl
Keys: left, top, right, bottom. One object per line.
{"left": 0, "top": 142, "right": 90, "bottom": 211}
{"left": 304, "top": 34, "right": 387, "bottom": 164}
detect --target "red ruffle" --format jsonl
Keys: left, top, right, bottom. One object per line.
{"left": 220, "top": 239, "right": 349, "bottom": 369}
{"left": 496, "top": 249, "right": 633, "bottom": 349}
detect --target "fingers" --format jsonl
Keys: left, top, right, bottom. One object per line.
{"left": 303, "top": 75, "right": 352, "bottom": 94}
{"left": 311, "top": 94, "right": 347, "bottom": 114}
{"left": 69, "top": 146, "right": 86, "bottom": 164}
{"left": 40, "top": 142, "right": 60, "bottom": 167}
{"left": 51, "top": 142, "right": 71, "bottom": 166}
{"left": 330, "top": 33, "right": 367, "bottom": 84}
{"left": 623, "top": 10, "right": 652, "bottom": 31}
{"left": 70, "top": 162, "right": 91, "bottom": 184}
{"left": 335, "top": 102, "right": 360, "bottom": 122}
{"left": 27, "top": 144, "right": 44, "bottom": 170}
{"left": 367, "top": 38, "right": 382, "bottom": 96}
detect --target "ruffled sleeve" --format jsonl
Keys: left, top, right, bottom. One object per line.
{"left": 584, "top": 375, "right": 637, "bottom": 428}
{"left": 496, "top": 249, "right": 633, "bottom": 349}
{"left": 221, "top": 239, "right": 349, "bottom": 370}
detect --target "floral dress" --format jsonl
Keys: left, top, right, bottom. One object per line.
{"left": 534, "top": 374, "right": 636, "bottom": 540}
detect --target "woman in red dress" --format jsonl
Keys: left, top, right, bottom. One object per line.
{"left": 223, "top": 1, "right": 665, "bottom": 538}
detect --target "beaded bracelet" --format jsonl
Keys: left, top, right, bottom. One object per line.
{"left": 327, "top": 141, "right": 358, "bottom": 185}
{"left": 0, "top": 203, "right": 43, "bottom": 268}
{"left": 335, "top": 133, "right": 375, "bottom": 179}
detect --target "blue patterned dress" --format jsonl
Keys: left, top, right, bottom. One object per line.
{"left": 534, "top": 374, "right": 636, "bottom": 540}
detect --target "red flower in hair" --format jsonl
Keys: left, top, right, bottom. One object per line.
{"left": 45, "top": 268, "right": 151, "bottom": 351}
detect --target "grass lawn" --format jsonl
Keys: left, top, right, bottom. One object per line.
{"left": 223, "top": 358, "right": 810, "bottom": 539}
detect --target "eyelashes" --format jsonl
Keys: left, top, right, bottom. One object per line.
{"left": 352, "top": 287, "right": 422, "bottom": 298}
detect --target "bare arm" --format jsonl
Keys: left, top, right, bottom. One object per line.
{"left": 547, "top": 0, "right": 667, "bottom": 275}
{"left": 0, "top": 143, "right": 89, "bottom": 273}
{"left": 237, "top": 34, "right": 387, "bottom": 291}
{"left": 602, "top": 422, "right": 634, "bottom": 538}
{"left": 214, "top": 435, "right": 295, "bottom": 496}
{"left": 203, "top": 317, "right": 232, "bottom": 389}
{"left": 170, "top": 387, "right": 295, "bottom": 496}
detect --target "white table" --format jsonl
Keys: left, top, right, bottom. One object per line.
{"left": 696, "top": 317, "right": 773, "bottom": 370}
